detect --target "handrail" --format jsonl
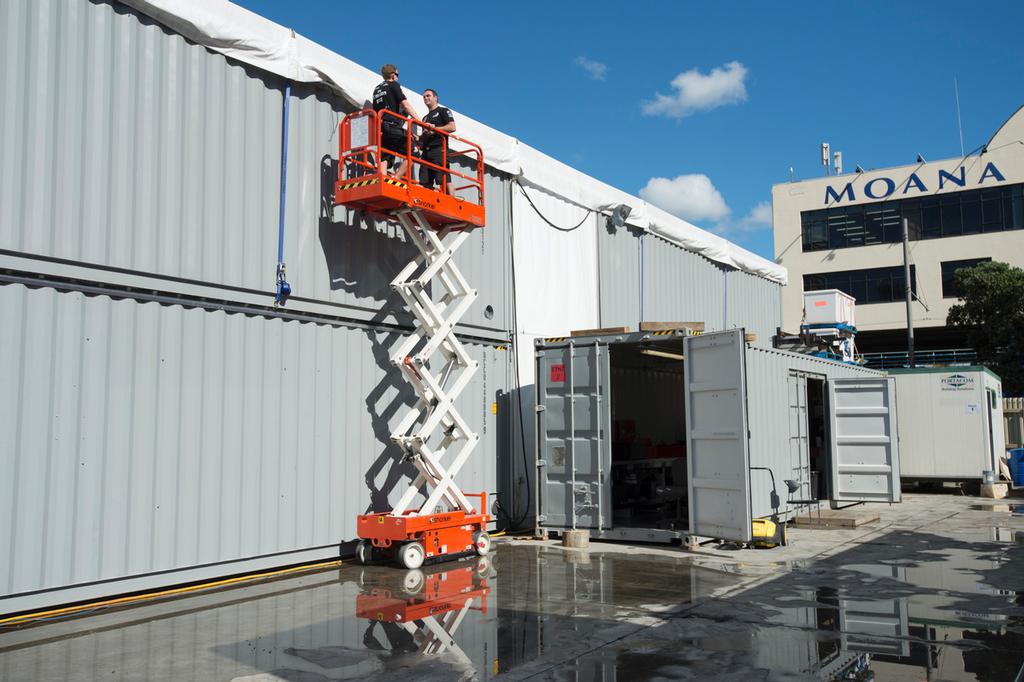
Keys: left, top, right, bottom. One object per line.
{"left": 338, "top": 108, "right": 485, "bottom": 206}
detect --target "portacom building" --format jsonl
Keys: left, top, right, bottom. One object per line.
{"left": 772, "top": 106, "right": 1024, "bottom": 365}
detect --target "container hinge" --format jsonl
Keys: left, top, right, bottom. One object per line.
{"left": 537, "top": 459, "right": 547, "bottom": 468}
{"left": 535, "top": 404, "right": 546, "bottom": 412}
{"left": 536, "top": 514, "right": 547, "bottom": 522}
{"left": 536, "top": 350, "right": 545, "bottom": 358}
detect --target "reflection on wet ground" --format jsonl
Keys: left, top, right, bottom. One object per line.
{"left": 1, "top": 503, "right": 1023, "bottom": 680}
{"left": 969, "top": 503, "right": 1024, "bottom": 514}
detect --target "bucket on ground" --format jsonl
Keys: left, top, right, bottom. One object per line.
{"left": 1011, "top": 448, "right": 1024, "bottom": 486}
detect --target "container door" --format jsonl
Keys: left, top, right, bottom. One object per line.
{"left": 536, "top": 341, "right": 612, "bottom": 529}
{"left": 787, "top": 372, "right": 813, "bottom": 501}
{"left": 684, "top": 329, "right": 752, "bottom": 542}
{"left": 827, "top": 377, "right": 901, "bottom": 503}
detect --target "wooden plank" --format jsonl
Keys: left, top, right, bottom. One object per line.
{"left": 744, "top": 333, "right": 758, "bottom": 343}
{"left": 790, "top": 509, "right": 879, "bottom": 529}
{"left": 639, "top": 321, "right": 705, "bottom": 332}
{"left": 570, "top": 326, "right": 630, "bottom": 337}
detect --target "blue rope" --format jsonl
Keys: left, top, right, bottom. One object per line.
{"left": 275, "top": 81, "right": 292, "bottom": 304}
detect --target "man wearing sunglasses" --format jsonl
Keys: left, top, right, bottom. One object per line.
{"left": 372, "top": 64, "right": 420, "bottom": 177}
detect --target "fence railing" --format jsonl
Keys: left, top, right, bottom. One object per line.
{"left": 1006, "top": 397, "right": 1023, "bottom": 450}
{"left": 860, "top": 348, "right": 977, "bottom": 369}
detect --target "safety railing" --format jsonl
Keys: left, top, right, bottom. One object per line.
{"left": 860, "top": 348, "right": 978, "bottom": 369}
{"left": 338, "top": 108, "right": 485, "bottom": 207}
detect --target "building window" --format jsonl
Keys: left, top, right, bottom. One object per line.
{"left": 800, "top": 183, "right": 1024, "bottom": 251}
{"left": 804, "top": 265, "right": 917, "bottom": 305}
{"left": 941, "top": 258, "right": 991, "bottom": 298}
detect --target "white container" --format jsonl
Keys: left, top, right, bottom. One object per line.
{"left": 891, "top": 367, "right": 1005, "bottom": 481}
{"left": 803, "top": 289, "right": 856, "bottom": 327}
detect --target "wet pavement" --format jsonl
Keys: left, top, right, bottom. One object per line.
{"left": 1, "top": 494, "right": 1023, "bottom": 680}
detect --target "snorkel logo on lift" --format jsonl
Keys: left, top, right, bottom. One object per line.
{"left": 941, "top": 374, "right": 974, "bottom": 391}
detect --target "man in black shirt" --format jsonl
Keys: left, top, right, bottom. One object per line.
{"left": 372, "top": 64, "right": 419, "bottom": 177}
{"left": 418, "top": 89, "right": 456, "bottom": 191}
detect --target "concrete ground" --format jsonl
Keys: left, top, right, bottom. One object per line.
{"left": 1, "top": 493, "right": 1022, "bottom": 681}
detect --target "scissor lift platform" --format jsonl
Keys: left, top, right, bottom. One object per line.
{"left": 334, "top": 175, "right": 484, "bottom": 229}
{"left": 334, "top": 108, "right": 485, "bottom": 229}
{"left": 336, "top": 108, "right": 491, "bottom": 570}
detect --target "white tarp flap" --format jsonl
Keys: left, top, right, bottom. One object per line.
{"left": 120, "top": 0, "right": 786, "bottom": 285}
{"left": 511, "top": 186, "right": 600, "bottom": 337}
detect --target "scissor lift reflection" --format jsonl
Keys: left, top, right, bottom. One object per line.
{"left": 356, "top": 557, "right": 491, "bottom": 664}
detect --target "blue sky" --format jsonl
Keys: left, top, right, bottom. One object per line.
{"left": 236, "top": 1, "right": 1024, "bottom": 261}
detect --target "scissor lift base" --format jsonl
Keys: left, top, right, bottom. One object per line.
{"left": 357, "top": 509, "right": 491, "bottom": 569}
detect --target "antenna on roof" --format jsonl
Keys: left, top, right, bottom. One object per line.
{"left": 954, "top": 76, "right": 965, "bottom": 157}
{"left": 820, "top": 143, "right": 831, "bottom": 176}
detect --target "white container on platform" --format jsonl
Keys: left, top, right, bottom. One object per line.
{"left": 804, "top": 289, "right": 856, "bottom": 327}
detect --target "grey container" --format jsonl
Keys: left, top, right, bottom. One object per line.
{"left": 534, "top": 328, "right": 900, "bottom": 544}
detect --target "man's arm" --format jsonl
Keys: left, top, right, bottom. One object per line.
{"left": 437, "top": 108, "right": 456, "bottom": 134}
{"left": 400, "top": 98, "right": 420, "bottom": 121}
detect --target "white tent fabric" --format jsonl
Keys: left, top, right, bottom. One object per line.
{"left": 121, "top": 0, "right": 786, "bottom": 285}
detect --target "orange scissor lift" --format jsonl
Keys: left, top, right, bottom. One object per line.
{"left": 335, "top": 109, "right": 491, "bottom": 569}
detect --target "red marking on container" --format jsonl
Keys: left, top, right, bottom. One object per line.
{"left": 550, "top": 364, "right": 566, "bottom": 383}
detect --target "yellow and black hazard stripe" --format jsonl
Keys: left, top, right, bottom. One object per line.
{"left": 651, "top": 330, "right": 676, "bottom": 336}
{"left": 338, "top": 177, "right": 380, "bottom": 191}
{"left": 495, "top": 345, "right": 507, "bottom": 351}
{"left": 383, "top": 177, "right": 408, "bottom": 189}
{"left": 544, "top": 337, "right": 567, "bottom": 343}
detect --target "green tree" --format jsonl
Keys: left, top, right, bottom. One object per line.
{"left": 947, "top": 261, "right": 1024, "bottom": 394}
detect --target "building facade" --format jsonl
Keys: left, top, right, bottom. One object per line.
{"left": 773, "top": 107, "right": 1024, "bottom": 359}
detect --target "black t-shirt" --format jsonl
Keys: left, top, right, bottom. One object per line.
{"left": 372, "top": 80, "right": 406, "bottom": 129}
{"left": 421, "top": 106, "right": 454, "bottom": 150}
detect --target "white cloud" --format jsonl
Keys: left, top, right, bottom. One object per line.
{"left": 642, "top": 61, "right": 748, "bottom": 119}
{"left": 574, "top": 56, "right": 607, "bottom": 81}
{"left": 740, "top": 201, "right": 772, "bottom": 227}
{"left": 639, "top": 174, "right": 730, "bottom": 223}
{"left": 709, "top": 200, "right": 774, "bottom": 237}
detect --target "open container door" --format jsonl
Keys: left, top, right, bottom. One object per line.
{"left": 684, "top": 329, "right": 752, "bottom": 542}
{"left": 536, "top": 341, "right": 612, "bottom": 530}
{"left": 827, "top": 377, "right": 901, "bottom": 503}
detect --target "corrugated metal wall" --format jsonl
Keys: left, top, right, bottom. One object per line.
{"left": 643, "top": 235, "right": 727, "bottom": 332}
{"left": 725, "top": 267, "right": 783, "bottom": 344}
{"left": 597, "top": 224, "right": 640, "bottom": 328}
{"left": 0, "top": 283, "right": 509, "bottom": 611}
{"left": 0, "top": 0, "right": 511, "bottom": 338}
{"left": 744, "top": 346, "right": 884, "bottom": 520}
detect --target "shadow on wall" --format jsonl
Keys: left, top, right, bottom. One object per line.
{"left": 497, "top": 383, "right": 537, "bottom": 532}
{"left": 317, "top": 154, "right": 420, "bottom": 310}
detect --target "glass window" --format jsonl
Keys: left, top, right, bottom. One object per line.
{"left": 961, "top": 193, "right": 981, "bottom": 235}
{"left": 981, "top": 189, "right": 1003, "bottom": 232}
{"left": 1013, "top": 186, "right": 1024, "bottom": 229}
{"left": 940, "top": 195, "right": 963, "bottom": 237}
{"left": 799, "top": 182, "right": 1023, "bottom": 251}
{"left": 803, "top": 265, "right": 916, "bottom": 305}
{"left": 941, "top": 258, "right": 991, "bottom": 298}
{"left": 900, "top": 199, "right": 921, "bottom": 241}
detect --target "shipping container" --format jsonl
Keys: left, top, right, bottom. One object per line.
{"left": 534, "top": 329, "right": 900, "bottom": 544}
{"left": 889, "top": 367, "right": 1005, "bottom": 481}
